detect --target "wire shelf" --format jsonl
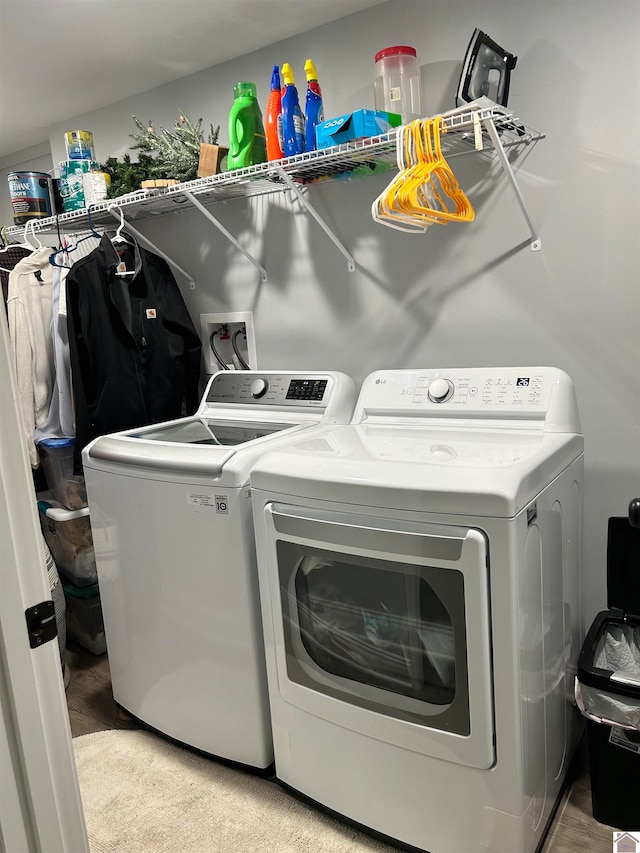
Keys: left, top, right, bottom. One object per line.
{"left": 2, "top": 105, "right": 543, "bottom": 239}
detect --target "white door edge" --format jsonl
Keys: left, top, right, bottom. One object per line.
{"left": 0, "top": 308, "right": 89, "bottom": 853}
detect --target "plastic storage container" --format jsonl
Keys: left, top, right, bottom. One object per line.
{"left": 374, "top": 45, "right": 422, "bottom": 124}
{"left": 37, "top": 438, "right": 87, "bottom": 509}
{"left": 63, "top": 581, "right": 106, "bottom": 655}
{"left": 37, "top": 492, "right": 97, "bottom": 587}
{"left": 576, "top": 501, "right": 640, "bottom": 830}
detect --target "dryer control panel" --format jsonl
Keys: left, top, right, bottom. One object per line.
{"left": 354, "top": 367, "right": 581, "bottom": 433}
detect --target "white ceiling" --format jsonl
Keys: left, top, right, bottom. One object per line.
{"left": 0, "top": 0, "right": 388, "bottom": 158}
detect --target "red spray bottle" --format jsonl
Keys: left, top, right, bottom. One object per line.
{"left": 265, "top": 65, "right": 284, "bottom": 161}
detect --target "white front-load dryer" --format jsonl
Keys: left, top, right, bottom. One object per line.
{"left": 251, "top": 366, "right": 584, "bottom": 850}
{"left": 82, "top": 370, "right": 356, "bottom": 771}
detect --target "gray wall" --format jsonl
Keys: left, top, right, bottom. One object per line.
{"left": 2, "top": 0, "right": 639, "bottom": 629}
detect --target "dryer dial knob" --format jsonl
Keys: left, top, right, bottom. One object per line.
{"left": 250, "top": 378, "right": 269, "bottom": 399}
{"left": 428, "top": 378, "right": 454, "bottom": 403}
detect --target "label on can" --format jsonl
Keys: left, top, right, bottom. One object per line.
{"left": 82, "top": 172, "right": 110, "bottom": 205}
{"left": 7, "top": 171, "right": 53, "bottom": 224}
{"left": 60, "top": 159, "right": 100, "bottom": 179}
{"left": 64, "top": 130, "right": 95, "bottom": 160}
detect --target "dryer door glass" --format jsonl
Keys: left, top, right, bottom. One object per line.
{"left": 268, "top": 507, "right": 492, "bottom": 747}
{"left": 278, "top": 541, "right": 469, "bottom": 734}
{"left": 264, "top": 508, "right": 494, "bottom": 768}
{"left": 294, "top": 555, "right": 458, "bottom": 705}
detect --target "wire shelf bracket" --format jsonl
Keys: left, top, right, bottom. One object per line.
{"left": 182, "top": 191, "right": 268, "bottom": 282}
{"left": 482, "top": 117, "right": 541, "bottom": 251}
{"left": 273, "top": 166, "right": 356, "bottom": 273}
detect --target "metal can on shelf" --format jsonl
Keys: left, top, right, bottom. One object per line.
{"left": 64, "top": 130, "right": 96, "bottom": 160}
{"left": 7, "top": 171, "right": 54, "bottom": 224}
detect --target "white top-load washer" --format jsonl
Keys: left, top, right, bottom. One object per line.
{"left": 82, "top": 370, "right": 356, "bottom": 771}
{"left": 250, "top": 366, "right": 584, "bottom": 852}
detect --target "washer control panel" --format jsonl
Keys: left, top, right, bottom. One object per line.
{"left": 205, "top": 372, "right": 332, "bottom": 408}
{"left": 354, "top": 367, "right": 580, "bottom": 432}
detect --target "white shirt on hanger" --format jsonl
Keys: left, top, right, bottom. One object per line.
{"left": 7, "top": 247, "right": 55, "bottom": 467}
{"left": 38, "top": 236, "right": 100, "bottom": 441}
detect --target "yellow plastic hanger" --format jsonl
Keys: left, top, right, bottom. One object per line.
{"left": 401, "top": 118, "right": 474, "bottom": 225}
{"left": 372, "top": 116, "right": 474, "bottom": 232}
{"left": 371, "top": 123, "right": 433, "bottom": 232}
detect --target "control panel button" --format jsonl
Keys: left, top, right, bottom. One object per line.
{"left": 250, "top": 378, "right": 269, "bottom": 399}
{"left": 428, "top": 378, "right": 454, "bottom": 403}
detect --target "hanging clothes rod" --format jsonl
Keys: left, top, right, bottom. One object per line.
{"left": 107, "top": 206, "right": 197, "bottom": 289}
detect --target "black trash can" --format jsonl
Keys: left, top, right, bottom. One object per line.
{"left": 577, "top": 503, "right": 640, "bottom": 831}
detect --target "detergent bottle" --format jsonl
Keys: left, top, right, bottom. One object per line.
{"left": 280, "top": 63, "right": 305, "bottom": 157}
{"left": 265, "top": 66, "right": 284, "bottom": 161}
{"left": 304, "top": 59, "right": 324, "bottom": 152}
{"left": 227, "top": 82, "right": 267, "bottom": 170}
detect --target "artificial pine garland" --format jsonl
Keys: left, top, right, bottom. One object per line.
{"left": 100, "top": 110, "right": 221, "bottom": 197}
{"left": 130, "top": 112, "right": 220, "bottom": 183}
{"left": 102, "top": 153, "right": 158, "bottom": 199}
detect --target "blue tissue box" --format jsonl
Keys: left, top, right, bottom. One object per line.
{"left": 315, "top": 109, "right": 402, "bottom": 150}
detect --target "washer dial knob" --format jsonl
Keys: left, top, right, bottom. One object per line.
{"left": 428, "top": 378, "right": 454, "bottom": 403}
{"left": 250, "top": 378, "right": 269, "bottom": 399}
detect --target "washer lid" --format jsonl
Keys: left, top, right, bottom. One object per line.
{"left": 250, "top": 423, "right": 584, "bottom": 517}
{"left": 82, "top": 370, "right": 357, "bottom": 482}
{"left": 83, "top": 418, "right": 306, "bottom": 479}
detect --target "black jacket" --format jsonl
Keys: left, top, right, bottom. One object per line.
{"left": 66, "top": 234, "right": 202, "bottom": 471}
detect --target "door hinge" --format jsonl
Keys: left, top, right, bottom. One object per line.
{"left": 25, "top": 600, "right": 58, "bottom": 649}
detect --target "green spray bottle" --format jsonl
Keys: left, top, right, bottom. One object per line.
{"left": 227, "top": 82, "right": 267, "bottom": 170}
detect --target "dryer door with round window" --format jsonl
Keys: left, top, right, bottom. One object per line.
{"left": 263, "top": 504, "right": 495, "bottom": 769}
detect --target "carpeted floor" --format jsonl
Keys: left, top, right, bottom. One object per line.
{"left": 74, "top": 729, "right": 400, "bottom": 853}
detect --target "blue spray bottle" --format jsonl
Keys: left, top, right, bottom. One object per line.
{"left": 304, "top": 59, "right": 324, "bottom": 152}
{"left": 281, "top": 63, "right": 305, "bottom": 156}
